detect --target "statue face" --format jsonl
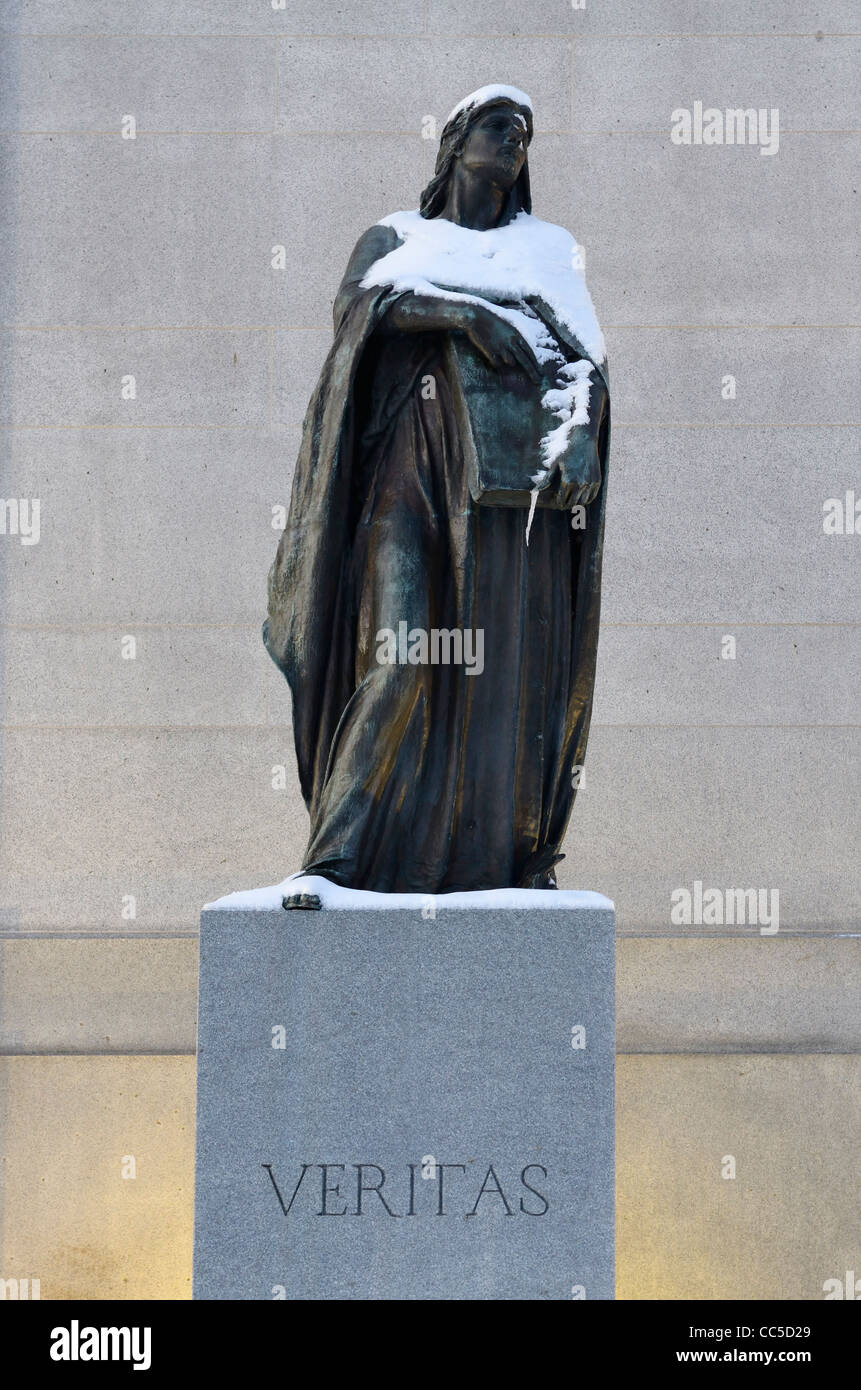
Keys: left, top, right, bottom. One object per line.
{"left": 456, "top": 104, "right": 528, "bottom": 190}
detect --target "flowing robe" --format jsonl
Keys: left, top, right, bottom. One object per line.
{"left": 263, "top": 222, "right": 611, "bottom": 892}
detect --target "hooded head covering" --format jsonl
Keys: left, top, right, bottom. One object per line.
{"left": 420, "top": 84, "right": 534, "bottom": 222}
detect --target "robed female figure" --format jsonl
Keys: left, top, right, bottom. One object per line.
{"left": 264, "top": 85, "right": 610, "bottom": 893}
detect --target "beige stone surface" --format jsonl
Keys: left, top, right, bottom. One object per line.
{"left": 571, "top": 35, "right": 858, "bottom": 132}
{"left": 0, "top": 430, "right": 296, "bottom": 628}
{"left": 0, "top": 1, "right": 428, "bottom": 38}
{"left": 0, "top": 939, "right": 199, "bottom": 1054}
{"left": 1, "top": 1053, "right": 857, "bottom": 1299}
{"left": 275, "top": 35, "right": 571, "bottom": 134}
{"left": 0, "top": 1056, "right": 194, "bottom": 1300}
{"left": 593, "top": 624, "right": 860, "bottom": 727}
{"left": 617, "top": 1055, "right": 861, "bottom": 1300}
{"left": 566, "top": 725, "right": 860, "bottom": 933}
{"left": 0, "top": 627, "right": 267, "bottom": 729}
{"left": 0, "top": 328, "right": 270, "bottom": 429}
{"left": 0, "top": 728, "right": 306, "bottom": 933}
{"left": 0, "top": 723, "right": 857, "bottom": 933}
{"left": 0, "top": 37, "right": 276, "bottom": 133}
{"left": 425, "top": 1, "right": 855, "bottom": 34}
{"left": 618, "top": 939, "right": 861, "bottom": 1053}
{"left": 2, "top": 936, "right": 860, "bottom": 1057}
{"left": 607, "top": 326, "right": 860, "bottom": 428}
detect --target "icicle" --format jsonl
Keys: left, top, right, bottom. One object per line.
{"left": 525, "top": 487, "right": 540, "bottom": 547}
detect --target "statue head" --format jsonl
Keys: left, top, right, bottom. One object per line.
{"left": 420, "top": 84, "right": 534, "bottom": 222}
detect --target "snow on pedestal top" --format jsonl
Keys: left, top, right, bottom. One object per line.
{"left": 205, "top": 873, "right": 614, "bottom": 913}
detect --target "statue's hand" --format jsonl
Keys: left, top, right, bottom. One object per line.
{"left": 558, "top": 435, "right": 601, "bottom": 509}
{"left": 557, "top": 376, "right": 607, "bottom": 509}
{"left": 461, "top": 303, "right": 540, "bottom": 383}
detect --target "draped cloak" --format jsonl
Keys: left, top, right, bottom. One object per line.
{"left": 263, "top": 220, "right": 611, "bottom": 892}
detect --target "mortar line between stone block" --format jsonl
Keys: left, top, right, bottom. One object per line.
{"left": 3, "top": 421, "right": 860, "bottom": 432}
{"left": 615, "top": 1049, "right": 861, "bottom": 1057}
{"left": 1, "top": 619, "right": 858, "bottom": 630}
{"left": 0, "top": 1048, "right": 197, "bottom": 1057}
{"left": 15, "top": 623, "right": 861, "bottom": 632}
{"left": 3, "top": 323, "right": 858, "bottom": 333}
{"left": 2, "top": 31, "right": 859, "bottom": 39}
{"left": 2, "top": 929, "right": 858, "bottom": 941}
{"left": 3, "top": 126, "right": 857, "bottom": 137}
{"left": 3, "top": 1048, "right": 860, "bottom": 1059}
{"left": 0, "top": 622, "right": 856, "bottom": 633}
{"left": 0, "top": 721, "right": 858, "bottom": 733}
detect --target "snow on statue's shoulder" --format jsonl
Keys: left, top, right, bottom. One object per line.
{"left": 204, "top": 872, "right": 613, "bottom": 914}
{"left": 363, "top": 209, "right": 605, "bottom": 366}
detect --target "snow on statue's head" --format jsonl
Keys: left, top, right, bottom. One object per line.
{"left": 420, "top": 84, "right": 534, "bottom": 222}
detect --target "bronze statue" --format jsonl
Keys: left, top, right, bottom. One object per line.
{"left": 264, "top": 85, "right": 610, "bottom": 893}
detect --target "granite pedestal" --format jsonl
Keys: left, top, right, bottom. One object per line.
{"left": 193, "top": 886, "right": 615, "bottom": 1300}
